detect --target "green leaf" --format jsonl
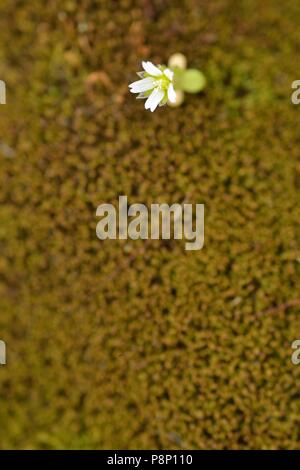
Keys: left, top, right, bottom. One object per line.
{"left": 180, "top": 69, "right": 206, "bottom": 93}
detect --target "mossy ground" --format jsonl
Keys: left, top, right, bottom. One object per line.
{"left": 0, "top": 0, "right": 300, "bottom": 450}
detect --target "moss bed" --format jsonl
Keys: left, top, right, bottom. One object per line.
{"left": 0, "top": 0, "right": 300, "bottom": 449}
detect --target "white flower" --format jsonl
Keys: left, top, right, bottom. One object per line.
{"left": 129, "top": 61, "right": 177, "bottom": 112}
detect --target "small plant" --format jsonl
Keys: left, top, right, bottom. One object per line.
{"left": 129, "top": 53, "right": 206, "bottom": 111}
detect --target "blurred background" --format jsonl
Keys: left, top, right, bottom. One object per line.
{"left": 0, "top": 0, "right": 300, "bottom": 449}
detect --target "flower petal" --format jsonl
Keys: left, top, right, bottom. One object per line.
{"left": 167, "top": 83, "right": 176, "bottom": 103}
{"left": 164, "top": 68, "right": 174, "bottom": 81}
{"left": 129, "top": 77, "right": 155, "bottom": 93}
{"left": 142, "top": 61, "right": 163, "bottom": 77}
{"left": 144, "top": 89, "right": 156, "bottom": 110}
{"left": 145, "top": 88, "right": 165, "bottom": 112}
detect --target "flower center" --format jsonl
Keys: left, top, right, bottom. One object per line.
{"left": 154, "top": 76, "right": 170, "bottom": 92}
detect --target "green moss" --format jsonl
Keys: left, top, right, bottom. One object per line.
{"left": 0, "top": 0, "right": 300, "bottom": 450}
